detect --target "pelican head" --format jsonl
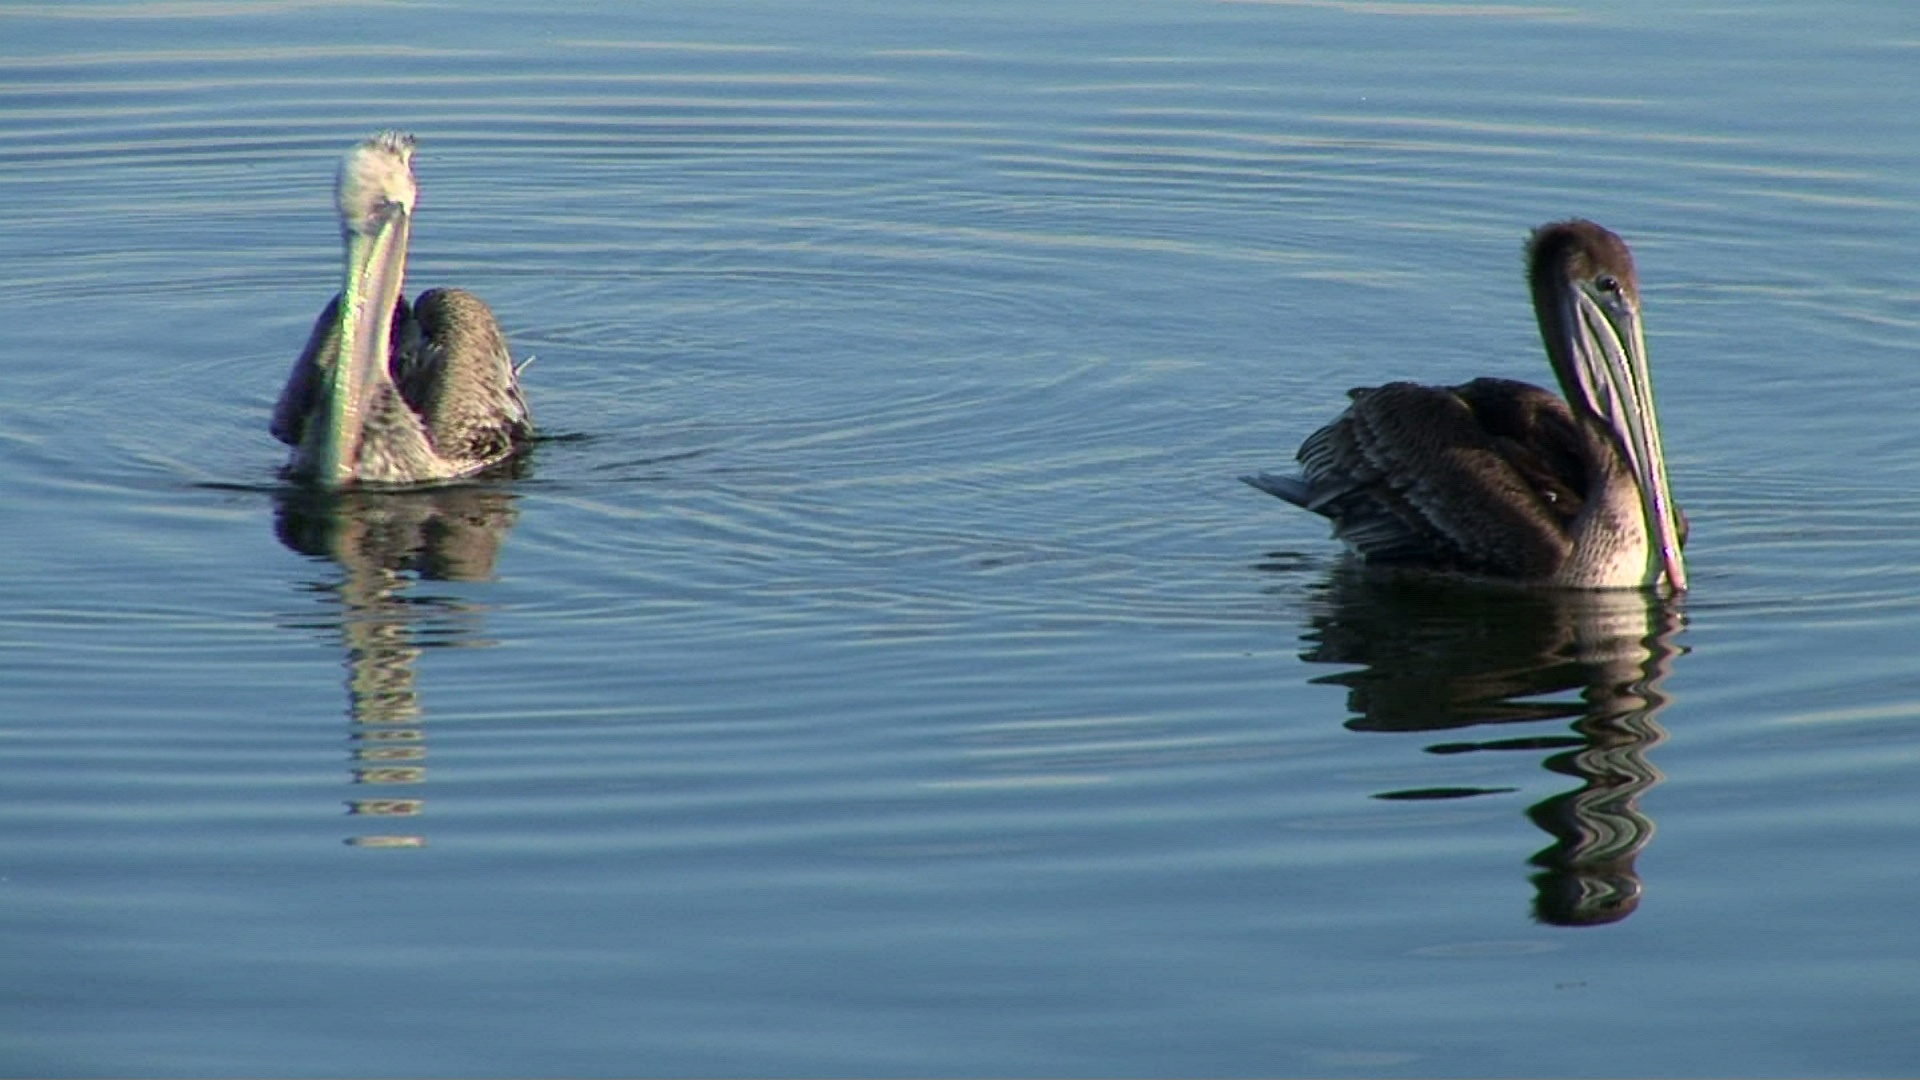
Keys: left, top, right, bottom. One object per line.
{"left": 315, "top": 131, "right": 418, "bottom": 487}
{"left": 1527, "top": 220, "right": 1687, "bottom": 592}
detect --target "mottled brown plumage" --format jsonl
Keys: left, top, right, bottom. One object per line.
{"left": 1245, "top": 220, "right": 1686, "bottom": 591}
{"left": 394, "top": 287, "right": 531, "bottom": 466}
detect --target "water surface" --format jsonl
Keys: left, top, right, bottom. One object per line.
{"left": 3, "top": 1, "right": 1919, "bottom": 1075}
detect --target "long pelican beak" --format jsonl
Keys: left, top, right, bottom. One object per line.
{"left": 1566, "top": 286, "right": 1688, "bottom": 592}
{"left": 317, "top": 198, "right": 410, "bottom": 487}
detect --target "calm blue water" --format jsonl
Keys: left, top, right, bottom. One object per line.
{"left": 3, "top": 1, "right": 1919, "bottom": 1075}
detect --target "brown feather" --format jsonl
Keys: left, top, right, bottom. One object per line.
{"left": 1290, "top": 380, "right": 1579, "bottom": 580}
{"left": 396, "top": 287, "right": 533, "bottom": 467}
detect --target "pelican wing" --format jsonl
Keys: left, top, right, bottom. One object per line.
{"left": 394, "top": 288, "right": 533, "bottom": 470}
{"left": 272, "top": 295, "right": 344, "bottom": 448}
{"left": 1253, "top": 379, "right": 1590, "bottom": 580}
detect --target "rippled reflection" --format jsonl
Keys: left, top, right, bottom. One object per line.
{"left": 274, "top": 481, "right": 522, "bottom": 848}
{"left": 1300, "top": 570, "right": 1683, "bottom": 926}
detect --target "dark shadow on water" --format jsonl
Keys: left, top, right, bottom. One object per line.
{"left": 274, "top": 479, "right": 523, "bottom": 849}
{"left": 1296, "top": 566, "right": 1685, "bottom": 927}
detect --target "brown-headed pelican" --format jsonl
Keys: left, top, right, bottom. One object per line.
{"left": 1244, "top": 220, "right": 1686, "bottom": 591}
{"left": 272, "top": 131, "right": 532, "bottom": 487}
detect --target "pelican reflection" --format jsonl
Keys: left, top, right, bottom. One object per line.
{"left": 274, "top": 481, "right": 522, "bottom": 847}
{"left": 1300, "top": 570, "right": 1683, "bottom": 926}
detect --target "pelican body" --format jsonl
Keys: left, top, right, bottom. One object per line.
{"left": 1244, "top": 220, "right": 1686, "bottom": 591}
{"left": 273, "top": 131, "right": 532, "bottom": 488}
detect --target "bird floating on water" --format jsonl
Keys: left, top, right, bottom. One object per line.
{"left": 273, "top": 131, "right": 532, "bottom": 488}
{"left": 1244, "top": 220, "right": 1686, "bottom": 592}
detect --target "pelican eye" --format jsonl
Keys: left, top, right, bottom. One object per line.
{"left": 1595, "top": 273, "right": 1621, "bottom": 295}
{"left": 365, "top": 195, "right": 409, "bottom": 226}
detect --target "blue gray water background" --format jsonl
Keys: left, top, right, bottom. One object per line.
{"left": 3, "top": 1, "right": 1919, "bottom": 1075}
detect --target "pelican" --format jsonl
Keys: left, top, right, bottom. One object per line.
{"left": 272, "top": 131, "right": 532, "bottom": 487}
{"left": 1244, "top": 220, "right": 1686, "bottom": 591}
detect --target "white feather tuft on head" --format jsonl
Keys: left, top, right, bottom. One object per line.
{"left": 335, "top": 130, "right": 417, "bottom": 237}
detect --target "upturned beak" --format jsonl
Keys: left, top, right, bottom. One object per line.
{"left": 316, "top": 200, "right": 410, "bottom": 487}
{"left": 1569, "top": 286, "right": 1687, "bottom": 592}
